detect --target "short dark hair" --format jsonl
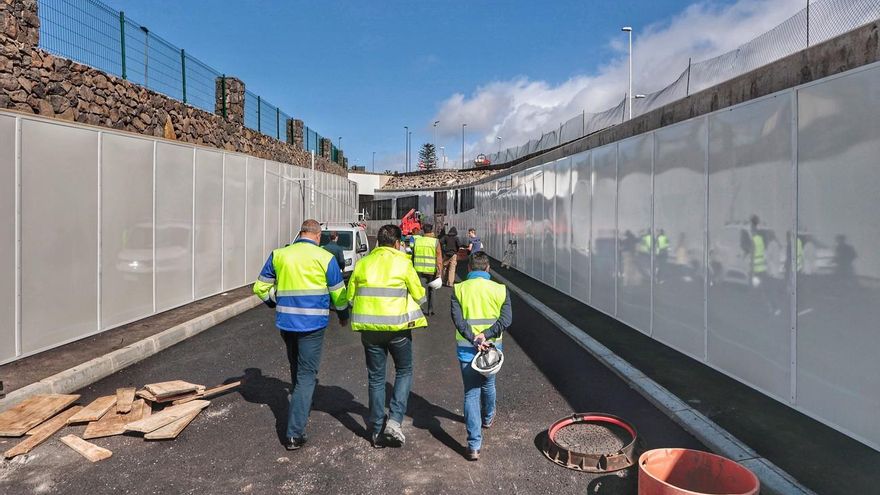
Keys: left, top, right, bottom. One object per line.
{"left": 377, "top": 224, "right": 402, "bottom": 247}
{"left": 329, "top": 231, "right": 338, "bottom": 240}
{"left": 423, "top": 223, "right": 433, "bottom": 234}
{"left": 469, "top": 251, "right": 490, "bottom": 271}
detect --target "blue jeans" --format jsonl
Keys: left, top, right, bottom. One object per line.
{"left": 361, "top": 331, "right": 413, "bottom": 435}
{"left": 459, "top": 359, "right": 497, "bottom": 451}
{"left": 280, "top": 328, "right": 326, "bottom": 439}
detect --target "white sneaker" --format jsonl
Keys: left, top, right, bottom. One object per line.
{"left": 384, "top": 419, "right": 406, "bottom": 446}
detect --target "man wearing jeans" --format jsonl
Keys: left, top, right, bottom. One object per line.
{"left": 450, "top": 252, "right": 512, "bottom": 461}
{"left": 348, "top": 224, "right": 428, "bottom": 448}
{"left": 253, "top": 219, "right": 349, "bottom": 451}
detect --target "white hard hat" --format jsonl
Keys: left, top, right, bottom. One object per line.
{"left": 471, "top": 345, "right": 504, "bottom": 377}
{"left": 427, "top": 277, "right": 443, "bottom": 290}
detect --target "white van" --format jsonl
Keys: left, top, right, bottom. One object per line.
{"left": 320, "top": 222, "right": 370, "bottom": 277}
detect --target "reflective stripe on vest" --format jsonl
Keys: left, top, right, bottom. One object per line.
{"left": 752, "top": 234, "right": 767, "bottom": 273}
{"left": 413, "top": 236, "right": 439, "bottom": 274}
{"left": 349, "top": 246, "right": 428, "bottom": 332}
{"left": 454, "top": 278, "right": 506, "bottom": 346}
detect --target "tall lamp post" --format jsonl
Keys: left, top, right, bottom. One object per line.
{"left": 461, "top": 123, "right": 467, "bottom": 170}
{"left": 403, "top": 126, "right": 409, "bottom": 173}
{"left": 408, "top": 131, "right": 412, "bottom": 171}
{"left": 622, "top": 26, "right": 633, "bottom": 120}
{"left": 432, "top": 120, "right": 440, "bottom": 169}
{"left": 372, "top": 151, "right": 376, "bottom": 173}
{"left": 496, "top": 136, "right": 502, "bottom": 155}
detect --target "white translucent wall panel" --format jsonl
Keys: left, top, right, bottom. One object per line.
{"left": 155, "top": 144, "right": 193, "bottom": 311}
{"left": 265, "top": 162, "right": 280, "bottom": 250}
{"left": 708, "top": 96, "right": 793, "bottom": 399}
{"left": 524, "top": 180, "right": 534, "bottom": 276}
{"left": 0, "top": 115, "right": 15, "bottom": 361}
{"left": 279, "top": 164, "right": 292, "bottom": 245}
{"left": 223, "top": 154, "right": 247, "bottom": 290}
{"left": 245, "top": 158, "right": 265, "bottom": 280}
{"left": 798, "top": 67, "right": 880, "bottom": 447}
{"left": 617, "top": 135, "right": 653, "bottom": 333}
{"left": 194, "top": 150, "right": 223, "bottom": 299}
{"left": 290, "top": 167, "right": 303, "bottom": 231}
{"left": 591, "top": 145, "right": 617, "bottom": 315}
{"left": 653, "top": 118, "right": 707, "bottom": 358}
{"left": 571, "top": 152, "right": 591, "bottom": 303}
{"left": 21, "top": 120, "right": 98, "bottom": 353}
{"left": 555, "top": 158, "right": 572, "bottom": 293}
{"left": 543, "top": 163, "right": 556, "bottom": 287}
{"left": 101, "top": 133, "right": 153, "bottom": 328}
{"left": 533, "top": 174, "right": 544, "bottom": 281}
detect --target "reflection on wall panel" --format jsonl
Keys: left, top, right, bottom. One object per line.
{"left": 101, "top": 133, "right": 154, "bottom": 328}
{"left": 194, "top": 150, "right": 224, "bottom": 298}
{"left": 617, "top": 134, "right": 653, "bottom": 333}
{"left": 245, "top": 158, "right": 265, "bottom": 279}
{"left": 797, "top": 67, "right": 880, "bottom": 445}
{"left": 653, "top": 118, "right": 707, "bottom": 358}
{"left": 223, "top": 155, "right": 247, "bottom": 290}
{"left": 0, "top": 115, "right": 15, "bottom": 361}
{"left": 265, "top": 162, "right": 280, "bottom": 252}
{"left": 279, "top": 165, "right": 292, "bottom": 245}
{"left": 533, "top": 173, "right": 544, "bottom": 281}
{"left": 590, "top": 145, "right": 617, "bottom": 315}
{"left": 708, "top": 96, "right": 793, "bottom": 400}
{"left": 555, "top": 158, "right": 572, "bottom": 294}
{"left": 543, "top": 163, "right": 556, "bottom": 288}
{"left": 21, "top": 120, "right": 98, "bottom": 353}
{"left": 571, "top": 152, "right": 591, "bottom": 303}
{"left": 155, "top": 143, "right": 194, "bottom": 312}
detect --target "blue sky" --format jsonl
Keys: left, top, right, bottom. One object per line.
{"left": 104, "top": 0, "right": 803, "bottom": 171}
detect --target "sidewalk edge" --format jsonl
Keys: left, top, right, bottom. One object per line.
{"left": 0, "top": 296, "right": 261, "bottom": 412}
{"left": 491, "top": 270, "right": 814, "bottom": 495}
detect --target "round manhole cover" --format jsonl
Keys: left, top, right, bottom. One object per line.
{"left": 542, "top": 413, "right": 641, "bottom": 473}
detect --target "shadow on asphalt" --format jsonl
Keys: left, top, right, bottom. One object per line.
{"left": 407, "top": 388, "right": 466, "bottom": 456}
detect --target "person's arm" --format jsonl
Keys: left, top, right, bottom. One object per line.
{"left": 253, "top": 253, "right": 277, "bottom": 308}
{"left": 478, "top": 289, "right": 512, "bottom": 341}
{"left": 467, "top": 240, "right": 473, "bottom": 252}
{"left": 325, "top": 258, "right": 349, "bottom": 322}
{"left": 434, "top": 238, "right": 443, "bottom": 275}
{"left": 404, "top": 264, "right": 427, "bottom": 305}
{"left": 450, "top": 291, "right": 476, "bottom": 343}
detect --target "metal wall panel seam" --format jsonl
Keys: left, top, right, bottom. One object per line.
{"left": 221, "top": 153, "right": 226, "bottom": 290}
{"left": 14, "top": 116, "right": 21, "bottom": 357}
{"left": 262, "top": 160, "right": 266, "bottom": 261}
{"left": 96, "top": 131, "right": 102, "bottom": 332}
{"left": 650, "top": 134, "right": 655, "bottom": 337}
{"left": 614, "top": 143, "right": 619, "bottom": 317}
{"left": 243, "top": 156, "right": 248, "bottom": 285}
{"left": 151, "top": 141, "right": 157, "bottom": 315}
{"left": 790, "top": 89, "right": 799, "bottom": 405}
{"left": 703, "top": 115, "right": 710, "bottom": 361}
{"left": 191, "top": 148, "right": 196, "bottom": 301}
{"left": 588, "top": 151, "right": 593, "bottom": 303}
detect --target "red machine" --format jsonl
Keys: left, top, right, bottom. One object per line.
{"left": 400, "top": 208, "right": 422, "bottom": 236}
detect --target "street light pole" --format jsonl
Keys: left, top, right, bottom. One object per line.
{"left": 461, "top": 123, "right": 467, "bottom": 170}
{"left": 622, "top": 26, "right": 633, "bottom": 120}
{"left": 496, "top": 136, "right": 502, "bottom": 155}
{"left": 408, "top": 131, "right": 412, "bottom": 171}
{"left": 403, "top": 126, "right": 408, "bottom": 173}
{"left": 433, "top": 120, "right": 439, "bottom": 169}
{"left": 338, "top": 136, "right": 342, "bottom": 149}
{"left": 372, "top": 151, "right": 375, "bottom": 173}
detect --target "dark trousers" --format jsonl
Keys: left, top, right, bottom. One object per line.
{"left": 361, "top": 330, "right": 413, "bottom": 434}
{"left": 280, "top": 328, "right": 326, "bottom": 439}
{"left": 418, "top": 273, "right": 436, "bottom": 313}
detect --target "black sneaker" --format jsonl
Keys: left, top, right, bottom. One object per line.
{"left": 285, "top": 436, "right": 306, "bottom": 451}
{"left": 371, "top": 432, "right": 385, "bottom": 449}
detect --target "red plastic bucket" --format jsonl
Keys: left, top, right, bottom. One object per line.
{"left": 638, "top": 448, "right": 759, "bottom": 495}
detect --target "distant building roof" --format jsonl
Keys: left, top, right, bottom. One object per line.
{"left": 380, "top": 169, "right": 497, "bottom": 191}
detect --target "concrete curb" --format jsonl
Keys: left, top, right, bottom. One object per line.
{"left": 491, "top": 270, "right": 814, "bottom": 495}
{"left": 0, "top": 296, "right": 262, "bottom": 413}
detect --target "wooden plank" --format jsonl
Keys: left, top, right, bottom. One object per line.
{"left": 125, "top": 400, "right": 209, "bottom": 433}
{"left": 4, "top": 406, "right": 82, "bottom": 459}
{"left": 0, "top": 394, "right": 80, "bottom": 437}
{"left": 144, "top": 380, "right": 203, "bottom": 399}
{"left": 137, "top": 387, "right": 204, "bottom": 404}
{"left": 115, "top": 388, "right": 136, "bottom": 414}
{"left": 59, "top": 434, "right": 112, "bottom": 462}
{"left": 144, "top": 409, "right": 201, "bottom": 440}
{"left": 171, "top": 381, "right": 241, "bottom": 405}
{"left": 82, "top": 399, "right": 148, "bottom": 440}
{"left": 67, "top": 396, "right": 116, "bottom": 424}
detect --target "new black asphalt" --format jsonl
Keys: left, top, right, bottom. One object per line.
{"left": 0, "top": 279, "right": 703, "bottom": 494}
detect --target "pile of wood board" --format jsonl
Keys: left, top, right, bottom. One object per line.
{"left": 1, "top": 379, "right": 240, "bottom": 462}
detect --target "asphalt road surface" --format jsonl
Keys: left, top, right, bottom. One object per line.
{"left": 0, "top": 282, "right": 703, "bottom": 495}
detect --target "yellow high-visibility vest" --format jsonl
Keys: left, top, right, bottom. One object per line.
{"left": 348, "top": 246, "right": 428, "bottom": 331}
{"left": 413, "top": 236, "right": 439, "bottom": 275}
{"left": 453, "top": 277, "right": 506, "bottom": 347}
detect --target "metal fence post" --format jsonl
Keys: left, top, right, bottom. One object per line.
{"left": 180, "top": 49, "right": 187, "bottom": 103}
{"left": 686, "top": 57, "right": 692, "bottom": 96}
{"left": 276, "top": 108, "right": 280, "bottom": 140}
{"left": 119, "top": 11, "right": 127, "bottom": 79}
{"left": 257, "top": 96, "right": 261, "bottom": 133}
{"left": 806, "top": 0, "right": 810, "bottom": 48}
{"left": 221, "top": 74, "right": 227, "bottom": 119}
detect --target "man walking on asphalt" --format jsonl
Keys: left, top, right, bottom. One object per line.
{"left": 348, "top": 224, "right": 428, "bottom": 448}
{"left": 253, "top": 219, "right": 349, "bottom": 451}
{"left": 322, "top": 231, "right": 346, "bottom": 271}
{"left": 411, "top": 223, "right": 443, "bottom": 315}
{"left": 451, "top": 251, "right": 512, "bottom": 461}
{"left": 441, "top": 226, "right": 462, "bottom": 287}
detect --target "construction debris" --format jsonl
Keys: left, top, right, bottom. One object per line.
{"left": 83, "top": 399, "right": 150, "bottom": 440}
{"left": 4, "top": 406, "right": 83, "bottom": 459}
{"left": 143, "top": 380, "right": 204, "bottom": 400}
{"left": 126, "top": 400, "right": 210, "bottom": 434}
{"left": 0, "top": 394, "right": 80, "bottom": 437}
{"left": 66, "top": 395, "right": 116, "bottom": 424}
{"left": 60, "top": 434, "right": 112, "bottom": 462}
{"left": 145, "top": 408, "right": 202, "bottom": 440}
{"left": 115, "top": 387, "right": 136, "bottom": 414}
{"left": 171, "top": 381, "right": 242, "bottom": 405}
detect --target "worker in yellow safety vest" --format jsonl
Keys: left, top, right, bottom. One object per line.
{"left": 412, "top": 223, "right": 443, "bottom": 315}
{"left": 347, "top": 224, "right": 428, "bottom": 449}
{"left": 451, "top": 251, "right": 512, "bottom": 461}
{"left": 252, "top": 219, "right": 349, "bottom": 451}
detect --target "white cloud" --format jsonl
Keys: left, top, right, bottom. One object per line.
{"left": 432, "top": 0, "right": 806, "bottom": 163}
